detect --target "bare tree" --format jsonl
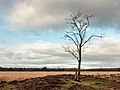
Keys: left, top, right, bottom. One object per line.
{"left": 63, "top": 10, "right": 104, "bottom": 81}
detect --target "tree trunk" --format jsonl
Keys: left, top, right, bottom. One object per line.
{"left": 77, "top": 47, "right": 81, "bottom": 81}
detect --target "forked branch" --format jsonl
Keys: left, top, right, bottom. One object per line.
{"left": 62, "top": 46, "right": 78, "bottom": 59}
{"left": 81, "top": 34, "right": 104, "bottom": 47}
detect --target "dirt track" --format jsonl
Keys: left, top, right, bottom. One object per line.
{"left": 0, "top": 71, "right": 120, "bottom": 81}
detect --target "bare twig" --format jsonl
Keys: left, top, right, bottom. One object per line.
{"left": 62, "top": 46, "right": 78, "bottom": 59}
{"left": 81, "top": 34, "right": 103, "bottom": 47}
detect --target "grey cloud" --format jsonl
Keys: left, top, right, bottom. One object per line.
{"left": 81, "top": 37, "right": 120, "bottom": 68}
{"left": 0, "top": 0, "right": 18, "bottom": 15}
{"left": 3, "top": 0, "right": 120, "bottom": 31}
{"left": 82, "top": 55, "right": 120, "bottom": 68}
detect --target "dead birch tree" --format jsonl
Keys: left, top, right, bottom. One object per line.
{"left": 63, "top": 10, "right": 104, "bottom": 81}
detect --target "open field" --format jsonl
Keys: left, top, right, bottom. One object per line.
{"left": 0, "top": 71, "right": 120, "bottom": 81}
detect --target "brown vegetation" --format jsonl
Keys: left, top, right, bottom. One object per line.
{"left": 0, "top": 73, "right": 120, "bottom": 90}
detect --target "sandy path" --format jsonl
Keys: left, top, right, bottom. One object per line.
{"left": 0, "top": 71, "right": 120, "bottom": 81}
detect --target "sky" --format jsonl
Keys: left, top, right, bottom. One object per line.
{"left": 0, "top": 0, "right": 120, "bottom": 68}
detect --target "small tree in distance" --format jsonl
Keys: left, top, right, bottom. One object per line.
{"left": 63, "top": 10, "right": 104, "bottom": 81}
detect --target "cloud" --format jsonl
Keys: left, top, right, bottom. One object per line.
{"left": 4, "top": 0, "right": 120, "bottom": 31}
{"left": 82, "top": 37, "right": 120, "bottom": 68}
{"left": 0, "top": 42, "right": 77, "bottom": 68}
{"left": 0, "top": 0, "right": 120, "bottom": 68}
{"left": 0, "top": 37, "right": 120, "bottom": 68}
{"left": 7, "top": 0, "right": 68, "bottom": 30}
{"left": 83, "top": 37, "right": 120, "bottom": 56}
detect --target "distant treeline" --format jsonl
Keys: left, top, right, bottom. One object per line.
{"left": 0, "top": 67, "right": 76, "bottom": 71}
{"left": 84, "top": 68, "right": 120, "bottom": 71}
{"left": 0, "top": 67, "right": 119, "bottom": 71}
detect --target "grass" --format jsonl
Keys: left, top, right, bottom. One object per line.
{"left": 63, "top": 79, "right": 104, "bottom": 90}
{"left": 0, "top": 85, "right": 17, "bottom": 90}
{"left": 81, "top": 81, "right": 96, "bottom": 86}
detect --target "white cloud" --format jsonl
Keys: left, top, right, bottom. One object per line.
{"left": 0, "top": 41, "right": 77, "bottom": 68}
{"left": 84, "top": 37, "right": 120, "bottom": 56}
{"left": 0, "top": 37, "right": 120, "bottom": 68}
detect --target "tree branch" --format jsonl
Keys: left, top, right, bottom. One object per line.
{"left": 65, "top": 31, "right": 79, "bottom": 45}
{"left": 73, "top": 33, "right": 79, "bottom": 45}
{"left": 64, "top": 34, "right": 78, "bottom": 47}
{"left": 81, "top": 34, "right": 103, "bottom": 47}
{"left": 62, "top": 46, "right": 78, "bottom": 59}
